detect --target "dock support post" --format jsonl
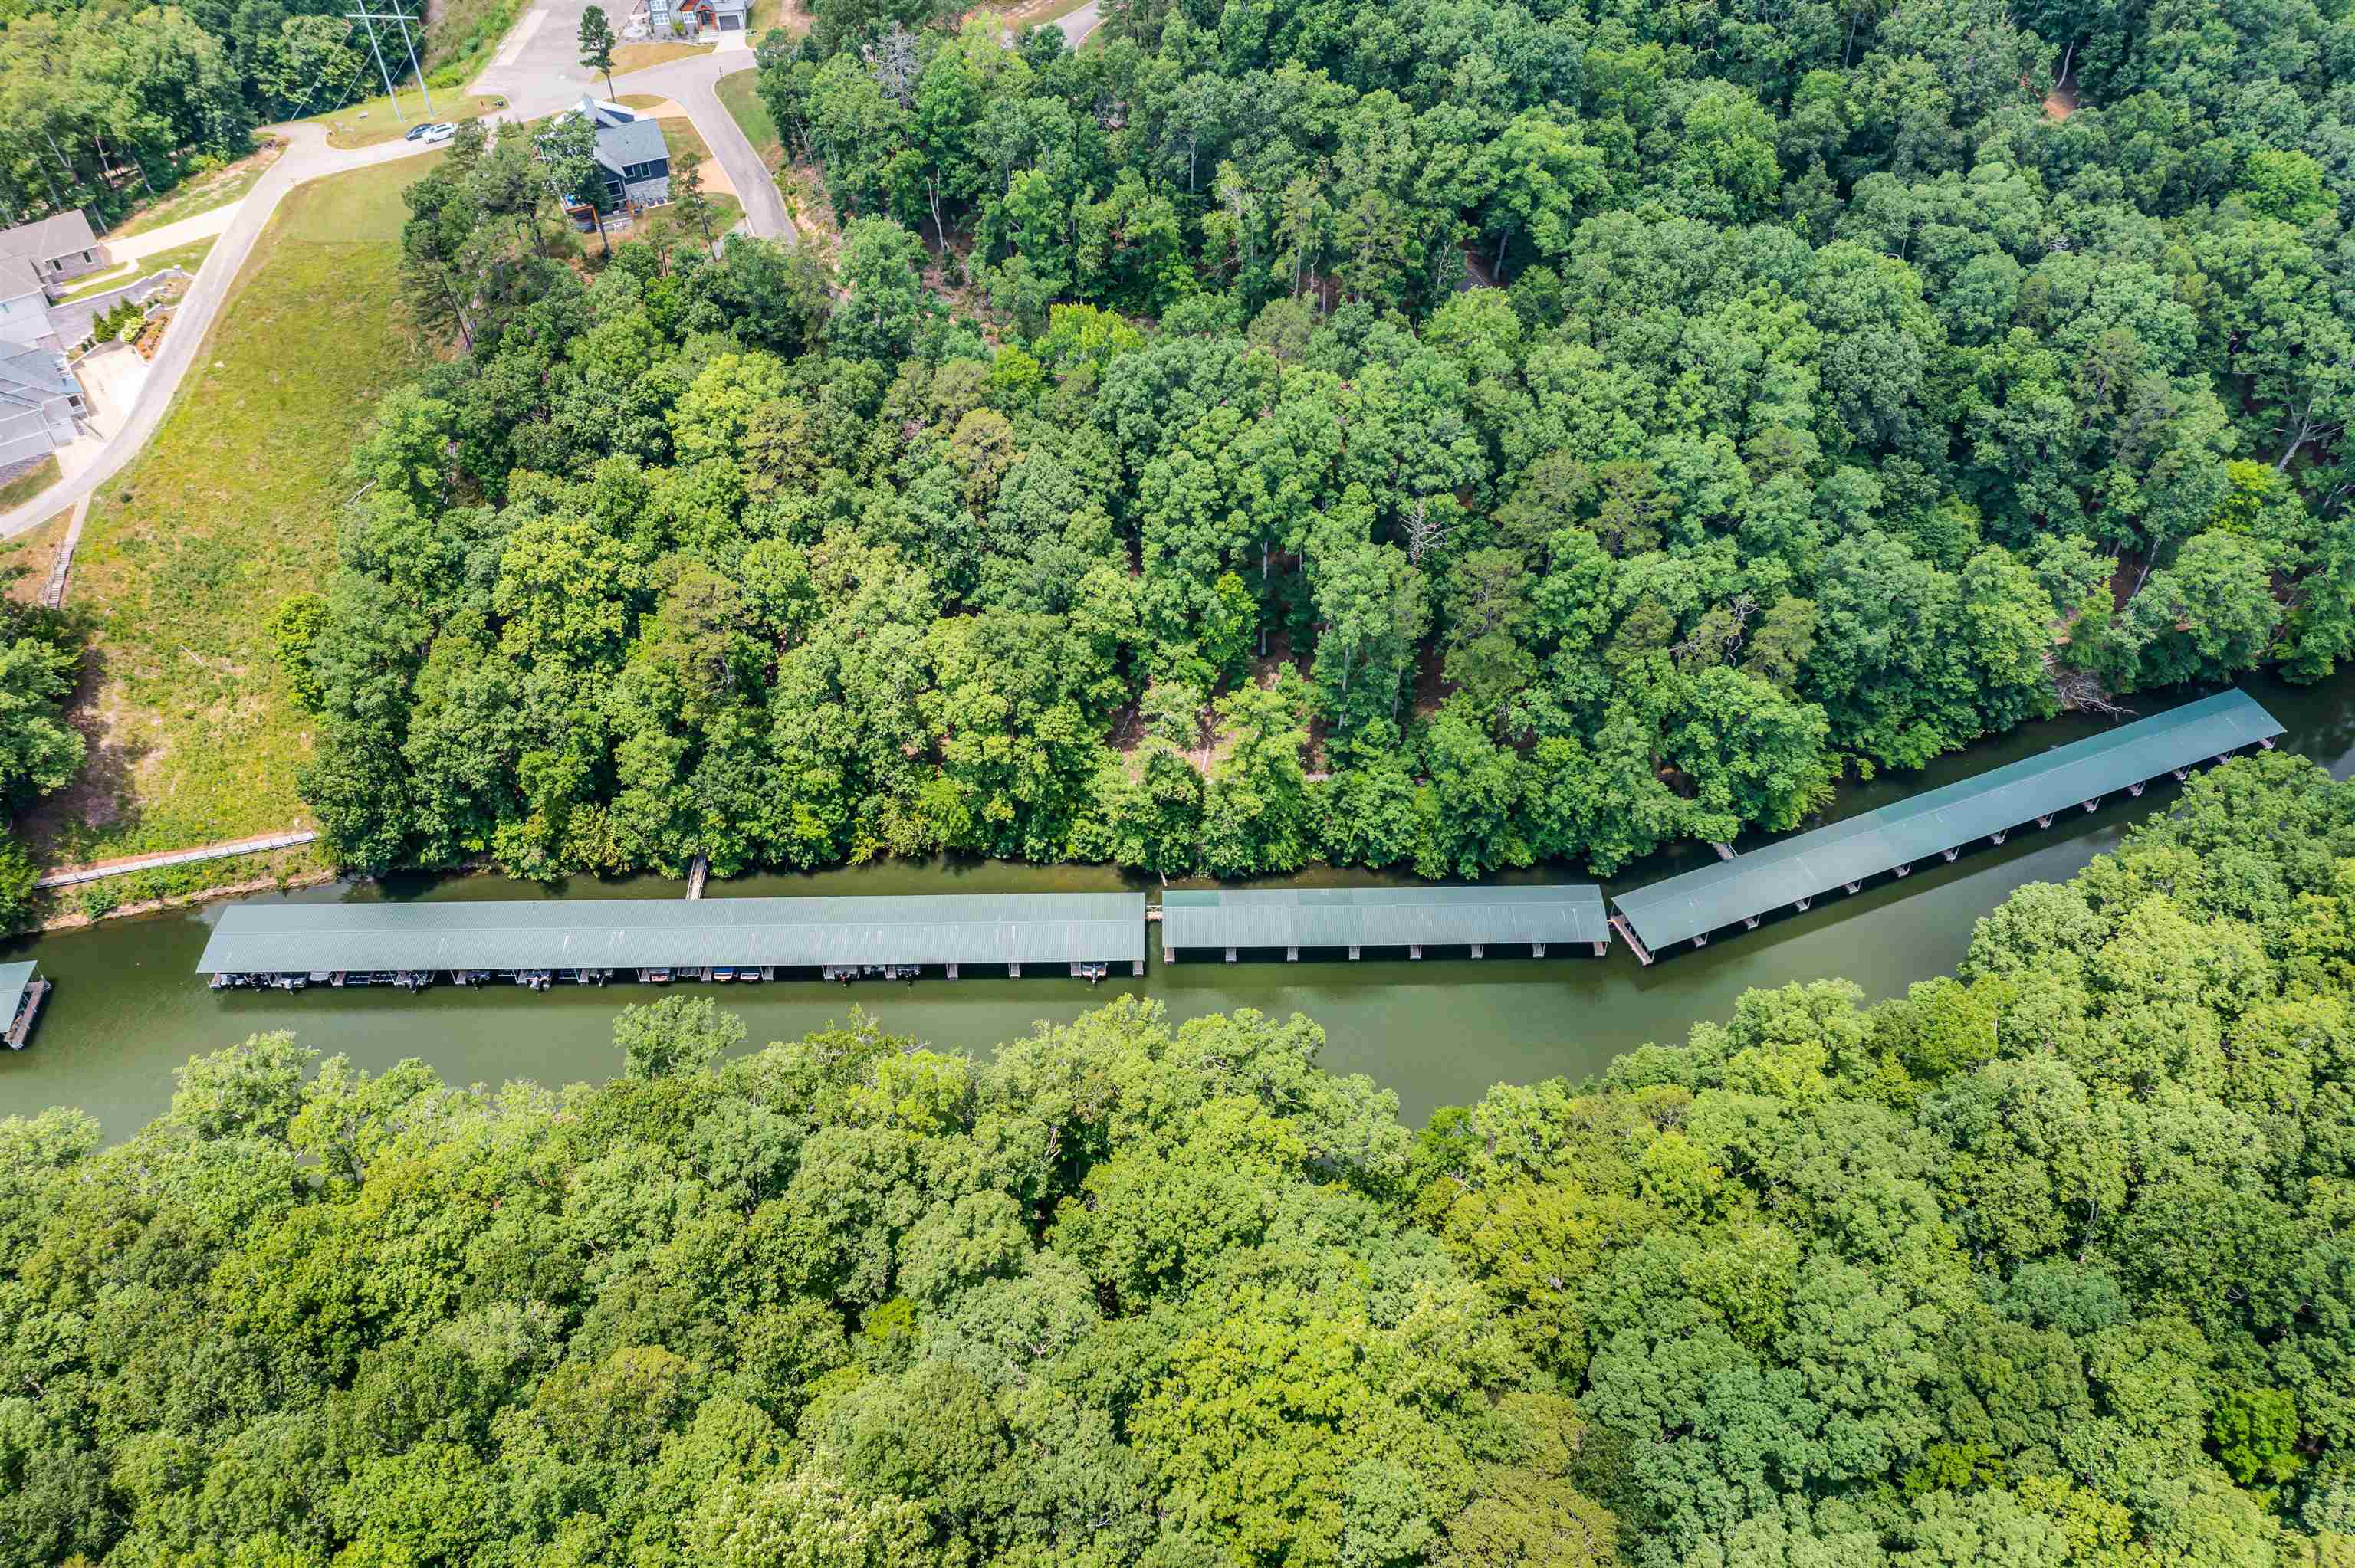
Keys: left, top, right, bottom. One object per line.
{"left": 1743, "top": 915, "right": 1759, "bottom": 930}
{"left": 1845, "top": 881, "right": 1862, "bottom": 895}
{"left": 1943, "top": 847, "right": 1959, "bottom": 861}
{"left": 1225, "top": 946, "right": 1237, "bottom": 964}
{"left": 1470, "top": 943, "right": 1483, "bottom": 959}
{"left": 1991, "top": 831, "right": 2006, "bottom": 845}
{"left": 2037, "top": 814, "right": 2053, "bottom": 828}
{"left": 1132, "top": 959, "right": 1143, "bottom": 976}
{"left": 1795, "top": 897, "right": 1811, "bottom": 911}
{"left": 1348, "top": 945, "right": 1360, "bottom": 960}
{"left": 947, "top": 963, "right": 959, "bottom": 979}
{"left": 1286, "top": 946, "right": 1299, "bottom": 963}
{"left": 2128, "top": 781, "right": 2143, "bottom": 797}
{"left": 1592, "top": 940, "right": 1607, "bottom": 956}
{"left": 2081, "top": 798, "right": 2098, "bottom": 812}
{"left": 2173, "top": 767, "right": 2188, "bottom": 781}
{"left": 1693, "top": 933, "right": 1707, "bottom": 948}
{"left": 1166, "top": 948, "right": 1177, "bottom": 964}
{"left": 2261, "top": 736, "right": 2275, "bottom": 750}
{"left": 1895, "top": 862, "right": 1912, "bottom": 877}
{"left": 1009, "top": 963, "right": 1020, "bottom": 978}
{"left": 1712, "top": 841, "right": 1736, "bottom": 861}
{"left": 1532, "top": 943, "right": 1546, "bottom": 958}
{"left": 1410, "top": 943, "right": 1423, "bottom": 959}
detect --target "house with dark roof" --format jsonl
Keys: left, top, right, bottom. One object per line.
{"left": 0, "top": 210, "right": 110, "bottom": 294}
{"left": 550, "top": 98, "right": 672, "bottom": 223}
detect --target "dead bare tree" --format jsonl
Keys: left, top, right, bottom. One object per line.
{"left": 2045, "top": 651, "right": 2135, "bottom": 718}
{"left": 1401, "top": 497, "right": 1447, "bottom": 565}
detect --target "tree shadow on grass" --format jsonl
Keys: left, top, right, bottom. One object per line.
{"left": 17, "top": 644, "right": 153, "bottom": 868}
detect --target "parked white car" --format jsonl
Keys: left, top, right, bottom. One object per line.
{"left": 419, "top": 122, "right": 458, "bottom": 145}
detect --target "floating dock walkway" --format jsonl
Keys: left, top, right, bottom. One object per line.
{"left": 1609, "top": 688, "right": 2284, "bottom": 963}
{"left": 1161, "top": 885, "right": 1608, "bottom": 963}
{"left": 197, "top": 893, "right": 1148, "bottom": 992}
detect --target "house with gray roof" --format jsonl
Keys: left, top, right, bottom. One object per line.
{"left": 0, "top": 210, "right": 110, "bottom": 294}
{"left": 0, "top": 343, "right": 86, "bottom": 473}
{"left": 550, "top": 98, "right": 672, "bottom": 224}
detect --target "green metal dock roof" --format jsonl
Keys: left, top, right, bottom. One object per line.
{"left": 1160, "top": 885, "right": 1608, "bottom": 956}
{"left": 0, "top": 961, "right": 35, "bottom": 1022}
{"left": 1611, "top": 689, "right": 2284, "bottom": 953}
{"left": 196, "top": 893, "right": 1147, "bottom": 974}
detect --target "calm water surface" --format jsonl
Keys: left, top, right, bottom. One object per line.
{"left": 10, "top": 674, "right": 2355, "bottom": 1135}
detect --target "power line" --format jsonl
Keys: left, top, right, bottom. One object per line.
{"left": 343, "top": 2, "right": 435, "bottom": 123}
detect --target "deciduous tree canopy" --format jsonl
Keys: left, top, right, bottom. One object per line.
{"left": 11, "top": 755, "right": 2355, "bottom": 1563}
{"left": 328, "top": 0, "right": 2355, "bottom": 881}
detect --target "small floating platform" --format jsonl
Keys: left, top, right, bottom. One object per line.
{"left": 0, "top": 960, "right": 48, "bottom": 1049}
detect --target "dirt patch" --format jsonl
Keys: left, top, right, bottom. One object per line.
{"left": 2, "top": 510, "right": 71, "bottom": 605}
{"left": 640, "top": 100, "right": 741, "bottom": 200}
{"left": 2044, "top": 77, "right": 2080, "bottom": 120}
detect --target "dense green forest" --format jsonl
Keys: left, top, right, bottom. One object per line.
{"left": 0, "top": 596, "right": 81, "bottom": 926}
{"left": 7, "top": 753, "right": 2355, "bottom": 1564}
{"left": 311, "top": 0, "right": 2355, "bottom": 881}
{"left": 0, "top": 0, "right": 395, "bottom": 228}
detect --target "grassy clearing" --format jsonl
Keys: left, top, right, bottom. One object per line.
{"left": 716, "top": 67, "right": 783, "bottom": 168}
{"left": 424, "top": 0, "right": 524, "bottom": 72}
{"left": 23, "top": 156, "right": 441, "bottom": 882}
{"left": 749, "top": 0, "right": 809, "bottom": 34}
{"left": 0, "top": 458, "right": 59, "bottom": 515}
{"left": 301, "top": 91, "right": 505, "bottom": 149}
{"left": 112, "top": 145, "right": 278, "bottom": 239}
{"left": 57, "top": 239, "right": 217, "bottom": 304}
{"left": 614, "top": 40, "right": 714, "bottom": 71}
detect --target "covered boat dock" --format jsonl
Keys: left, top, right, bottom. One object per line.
{"left": 197, "top": 893, "right": 1149, "bottom": 991}
{"left": 1609, "top": 688, "right": 2285, "bottom": 963}
{"left": 1160, "top": 885, "right": 1609, "bottom": 963}
{"left": 0, "top": 960, "right": 48, "bottom": 1048}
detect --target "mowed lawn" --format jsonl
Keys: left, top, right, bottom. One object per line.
{"left": 28, "top": 156, "right": 440, "bottom": 878}
{"left": 716, "top": 68, "right": 783, "bottom": 169}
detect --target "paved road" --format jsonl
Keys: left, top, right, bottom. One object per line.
{"left": 0, "top": 125, "right": 435, "bottom": 540}
{"left": 108, "top": 202, "right": 242, "bottom": 262}
{"left": 0, "top": 39, "right": 792, "bottom": 541}
{"left": 1059, "top": 2, "right": 1102, "bottom": 44}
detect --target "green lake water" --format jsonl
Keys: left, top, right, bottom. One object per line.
{"left": 8, "top": 674, "right": 2353, "bottom": 1137}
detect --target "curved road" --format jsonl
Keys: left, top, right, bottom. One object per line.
{"left": 0, "top": 48, "right": 789, "bottom": 541}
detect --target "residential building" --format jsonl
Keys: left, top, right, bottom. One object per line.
{"left": 633, "top": 0, "right": 745, "bottom": 37}
{"left": 0, "top": 257, "right": 61, "bottom": 354}
{"left": 0, "top": 343, "right": 85, "bottom": 473}
{"left": 551, "top": 98, "right": 672, "bottom": 221}
{"left": 0, "top": 210, "right": 110, "bottom": 294}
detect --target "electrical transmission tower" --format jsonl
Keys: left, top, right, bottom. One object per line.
{"left": 343, "top": 1, "right": 434, "bottom": 123}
